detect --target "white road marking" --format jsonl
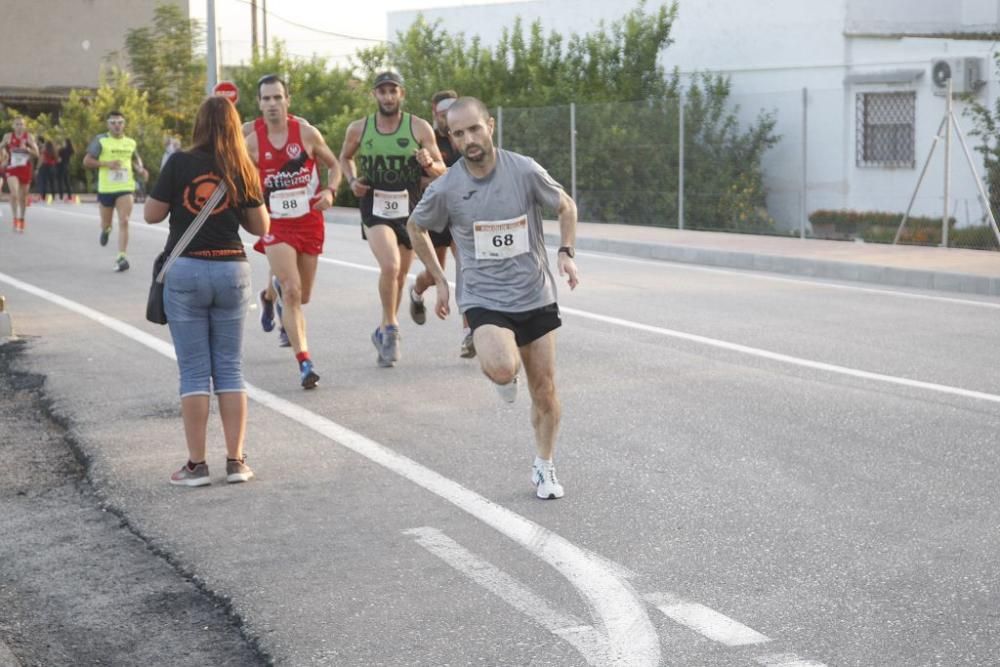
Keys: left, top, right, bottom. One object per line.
{"left": 568, "top": 249, "right": 1000, "bottom": 311}
{"left": 406, "top": 526, "right": 609, "bottom": 665}
{"left": 561, "top": 306, "right": 1000, "bottom": 405}
{"left": 755, "top": 652, "right": 828, "bottom": 666}
{"left": 0, "top": 270, "right": 661, "bottom": 667}
{"left": 39, "top": 207, "right": 1000, "bottom": 404}
{"left": 644, "top": 592, "right": 770, "bottom": 647}
{"left": 48, "top": 206, "right": 1000, "bottom": 310}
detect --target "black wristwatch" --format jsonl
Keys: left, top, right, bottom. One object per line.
{"left": 558, "top": 246, "right": 575, "bottom": 258}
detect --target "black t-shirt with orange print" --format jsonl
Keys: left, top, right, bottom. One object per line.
{"left": 151, "top": 150, "right": 263, "bottom": 261}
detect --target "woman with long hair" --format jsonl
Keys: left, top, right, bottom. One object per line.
{"left": 144, "top": 96, "right": 270, "bottom": 487}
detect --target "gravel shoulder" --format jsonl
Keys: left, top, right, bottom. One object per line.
{"left": 0, "top": 338, "right": 269, "bottom": 667}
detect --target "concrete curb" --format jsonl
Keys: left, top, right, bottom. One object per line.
{"left": 0, "top": 295, "right": 12, "bottom": 339}
{"left": 545, "top": 233, "right": 1000, "bottom": 297}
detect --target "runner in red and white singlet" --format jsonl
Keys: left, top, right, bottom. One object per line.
{"left": 244, "top": 74, "right": 342, "bottom": 390}
{"left": 251, "top": 115, "right": 324, "bottom": 255}
{"left": 0, "top": 118, "right": 40, "bottom": 232}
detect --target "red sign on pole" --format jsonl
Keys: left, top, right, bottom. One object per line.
{"left": 213, "top": 81, "right": 239, "bottom": 105}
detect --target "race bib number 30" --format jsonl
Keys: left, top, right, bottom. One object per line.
{"left": 473, "top": 215, "right": 530, "bottom": 260}
{"left": 373, "top": 189, "right": 409, "bottom": 219}
{"left": 270, "top": 187, "right": 309, "bottom": 218}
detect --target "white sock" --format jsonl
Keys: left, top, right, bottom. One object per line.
{"left": 462, "top": 326, "right": 471, "bottom": 336}
{"left": 534, "top": 456, "right": 553, "bottom": 469}
{"left": 411, "top": 287, "right": 423, "bottom": 303}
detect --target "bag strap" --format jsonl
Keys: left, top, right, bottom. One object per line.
{"left": 155, "top": 181, "right": 228, "bottom": 284}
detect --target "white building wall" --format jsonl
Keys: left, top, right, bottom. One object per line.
{"left": 389, "top": 1, "right": 1000, "bottom": 232}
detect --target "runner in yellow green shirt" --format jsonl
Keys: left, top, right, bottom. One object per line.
{"left": 83, "top": 111, "right": 148, "bottom": 272}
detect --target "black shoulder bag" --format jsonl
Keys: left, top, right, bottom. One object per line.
{"left": 146, "top": 182, "right": 228, "bottom": 324}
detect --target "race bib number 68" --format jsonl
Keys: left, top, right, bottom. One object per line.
{"left": 473, "top": 215, "right": 530, "bottom": 260}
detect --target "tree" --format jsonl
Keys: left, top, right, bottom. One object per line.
{"left": 378, "top": 1, "right": 780, "bottom": 229}
{"left": 54, "top": 68, "right": 165, "bottom": 192}
{"left": 227, "top": 42, "right": 370, "bottom": 204}
{"left": 121, "top": 2, "right": 205, "bottom": 140}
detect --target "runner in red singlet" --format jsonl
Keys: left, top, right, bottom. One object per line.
{"left": 0, "top": 118, "right": 40, "bottom": 232}
{"left": 244, "top": 74, "right": 342, "bottom": 389}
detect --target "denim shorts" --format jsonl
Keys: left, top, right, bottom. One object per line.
{"left": 164, "top": 257, "right": 251, "bottom": 397}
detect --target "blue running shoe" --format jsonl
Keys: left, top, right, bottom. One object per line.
{"left": 382, "top": 325, "right": 401, "bottom": 365}
{"left": 371, "top": 327, "right": 391, "bottom": 367}
{"left": 257, "top": 289, "right": 275, "bottom": 332}
{"left": 278, "top": 328, "right": 291, "bottom": 348}
{"left": 299, "top": 359, "right": 320, "bottom": 389}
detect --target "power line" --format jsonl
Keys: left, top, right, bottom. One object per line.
{"left": 227, "top": 0, "right": 385, "bottom": 43}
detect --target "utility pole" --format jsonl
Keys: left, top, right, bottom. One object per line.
{"left": 206, "top": 0, "right": 218, "bottom": 93}
{"left": 251, "top": 0, "right": 258, "bottom": 58}
{"left": 262, "top": 0, "right": 269, "bottom": 57}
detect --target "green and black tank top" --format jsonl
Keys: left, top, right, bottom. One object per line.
{"left": 356, "top": 112, "right": 423, "bottom": 223}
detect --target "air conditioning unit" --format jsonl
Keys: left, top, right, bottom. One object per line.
{"left": 931, "top": 57, "right": 984, "bottom": 96}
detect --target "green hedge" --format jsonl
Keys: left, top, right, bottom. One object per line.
{"left": 808, "top": 209, "right": 998, "bottom": 249}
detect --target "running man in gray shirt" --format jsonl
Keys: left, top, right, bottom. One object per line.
{"left": 407, "top": 97, "right": 580, "bottom": 500}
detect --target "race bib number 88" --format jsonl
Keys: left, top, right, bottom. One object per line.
{"left": 473, "top": 215, "right": 530, "bottom": 260}
{"left": 270, "top": 187, "right": 309, "bottom": 218}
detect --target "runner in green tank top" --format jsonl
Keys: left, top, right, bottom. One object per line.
{"left": 340, "top": 71, "right": 445, "bottom": 368}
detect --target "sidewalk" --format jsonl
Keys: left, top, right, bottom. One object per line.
{"left": 542, "top": 220, "right": 1000, "bottom": 297}
{"left": 38, "top": 201, "right": 994, "bottom": 297}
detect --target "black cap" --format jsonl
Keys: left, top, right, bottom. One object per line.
{"left": 373, "top": 71, "right": 404, "bottom": 89}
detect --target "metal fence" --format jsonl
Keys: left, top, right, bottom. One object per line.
{"left": 493, "top": 88, "right": 1000, "bottom": 251}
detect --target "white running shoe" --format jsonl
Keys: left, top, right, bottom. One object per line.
{"left": 494, "top": 376, "right": 518, "bottom": 403}
{"left": 532, "top": 462, "right": 565, "bottom": 500}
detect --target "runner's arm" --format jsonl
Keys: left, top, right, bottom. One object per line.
{"left": 82, "top": 139, "right": 107, "bottom": 170}
{"left": 339, "top": 121, "right": 370, "bottom": 198}
{"left": 26, "top": 136, "right": 40, "bottom": 159}
{"left": 555, "top": 191, "right": 579, "bottom": 290}
{"left": 132, "top": 151, "right": 148, "bottom": 179}
{"left": 407, "top": 217, "right": 451, "bottom": 319}
{"left": 412, "top": 118, "right": 445, "bottom": 179}
{"left": 303, "top": 125, "right": 342, "bottom": 209}
{"left": 243, "top": 130, "right": 259, "bottom": 164}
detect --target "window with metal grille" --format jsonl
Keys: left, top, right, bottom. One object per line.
{"left": 856, "top": 92, "right": 915, "bottom": 168}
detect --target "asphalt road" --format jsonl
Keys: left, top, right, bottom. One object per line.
{"left": 1, "top": 202, "right": 998, "bottom": 666}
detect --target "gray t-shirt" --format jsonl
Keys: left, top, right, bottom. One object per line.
{"left": 410, "top": 149, "right": 564, "bottom": 313}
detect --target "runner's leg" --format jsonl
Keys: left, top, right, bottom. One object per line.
{"left": 8, "top": 176, "right": 23, "bottom": 220}
{"left": 99, "top": 202, "right": 114, "bottom": 238}
{"left": 265, "top": 243, "right": 308, "bottom": 355}
{"left": 366, "top": 224, "right": 403, "bottom": 328}
{"left": 396, "top": 246, "right": 414, "bottom": 315}
{"left": 473, "top": 324, "right": 521, "bottom": 387}
{"left": 518, "top": 331, "right": 560, "bottom": 461}
{"left": 114, "top": 194, "right": 133, "bottom": 255}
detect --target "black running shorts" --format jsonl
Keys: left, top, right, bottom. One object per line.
{"left": 428, "top": 226, "right": 453, "bottom": 249}
{"left": 465, "top": 303, "right": 561, "bottom": 347}
{"left": 361, "top": 218, "right": 412, "bottom": 249}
